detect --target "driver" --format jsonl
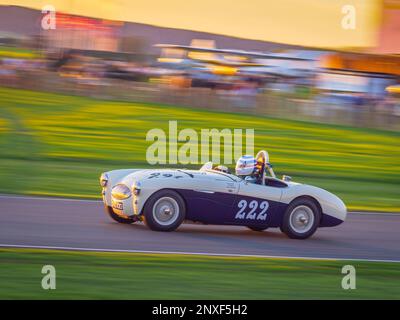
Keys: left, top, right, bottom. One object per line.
{"left": 235, "top": 155, "right": 262, "bottom": 184}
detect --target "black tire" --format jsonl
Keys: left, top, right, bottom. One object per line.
{"left": 247, "top": 226, "right": 268, "bottom": 232}
{"left": 280, "top": 198, "right": 321, "bottom": 239}
{"left": 143, "top": 189, "right": 186, "bottom": 232}
{"left": 104, "top": 205, "right": 137, "bottom": 224}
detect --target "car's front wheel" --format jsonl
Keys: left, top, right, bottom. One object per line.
{"left": 280, "top": 198, "right": 321, "bottom": 239}
{"left": 143, "top": 190, "right": 186, "bottom": 231}
{"left": 104, "top": 205, "right": 137, "bottom": 224}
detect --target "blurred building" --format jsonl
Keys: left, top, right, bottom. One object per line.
{"left": 0, "top": 1, "right": 399, "bottom": 108}
{"left": 371, "top": 0, "right": 400, "bottom": 55}
{"left": 43, "top": 13, "right": 122, "bottom": 52}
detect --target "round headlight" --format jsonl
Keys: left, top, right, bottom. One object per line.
{"left": 111, "top": 184, "right": 131, "bottom": 200}
{"left": 100, "top": 173, "right": 109, "bottom": 187}
{"left": 133, "top": 181, "right": 142, "bottom": 196}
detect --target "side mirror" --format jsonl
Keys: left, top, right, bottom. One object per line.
{"left": 244, "top": 176, "right": 255, "bottom": 184}
{"left": 282, "top": 175, "right": 292, "bottom": 182}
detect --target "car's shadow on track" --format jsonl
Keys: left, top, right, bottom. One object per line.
{"left": 104, "top": 219, "right": 349, "bottom": 249}
{"left": 179, "top": 225, "right": 286, "bottom": 239}
{"left": 108, "top": 220, "right": 293, "bottom": 240}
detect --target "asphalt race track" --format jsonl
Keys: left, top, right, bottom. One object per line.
{"left": 0, "top": 195, "right": 399, "bottom": 262}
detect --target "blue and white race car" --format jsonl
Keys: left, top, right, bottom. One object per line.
{"left": 100, "top": 151, "right": 346, "bottom": 239}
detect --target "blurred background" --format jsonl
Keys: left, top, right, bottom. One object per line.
{"left": 0, "top": 0, "right": 399, "bottom": 211}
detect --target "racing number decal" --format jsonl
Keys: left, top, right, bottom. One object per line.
{"left": 258, "top": 201, "right": 269, "bottom": 220}
{"left": 147, "top": 172, "right": 191, "bottom": 179}
{"left": 246, "top": 200, "right": 258, "bottom": 219}
{"left": 234, "top": 199, "right": 269, "bottom": 221}
{"left": 235, "top": 200, "right": 247, "bottom": 219}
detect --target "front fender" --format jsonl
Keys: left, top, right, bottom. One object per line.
{"left": 281, "top": 184, "right": 347, "bottom": 223}
{"left": 101, "top": 169, "right": 143, "bottom": 206}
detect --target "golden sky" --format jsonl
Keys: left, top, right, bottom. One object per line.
{"left": 0, "top": 0, "right": 382, "bottom": 48}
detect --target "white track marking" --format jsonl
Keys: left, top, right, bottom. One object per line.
{"left": 0, "top": 243, "right": 399, "bottom": 263}
{"left": 0, "top": 194, "right": 398, "bottom": 215}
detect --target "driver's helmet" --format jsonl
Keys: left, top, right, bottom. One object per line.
{"left": 235, "top": 155, "right": 257, "bottom": 176}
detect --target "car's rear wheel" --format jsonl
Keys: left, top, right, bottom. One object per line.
{"left": 280, "top": 198, "right": 321, "bottom": 239}
{"left": 104, "top": 205, "right": 137, "bottom": 224}
{"left": 143, "top": 190, "right": 186, "bottom": 231}
{"left": 247, "top": 226, "right": 268, "bottom": 232}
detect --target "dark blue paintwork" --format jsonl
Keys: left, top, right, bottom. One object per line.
{"left": 173, "top": 188, "right": 343, "bottom": 228}
{"left": 320, "top": 213, "right": 344, "bottom": 227}
{"left": 175, "top": 189, "right": 288, "bottom": 227}
{"left": 175, "top": 189, "right": 236, "bottom": 224}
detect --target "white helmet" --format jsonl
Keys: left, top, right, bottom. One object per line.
{"left": 235, "top": 155, "right": 257, "bottom": 176}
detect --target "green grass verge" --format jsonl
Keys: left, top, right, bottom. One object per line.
{"left": 0, "top": 46, "right": 41, "bottom": 59}
{"left": 0, "top": 87, "right": 399, "bottom": 211}
{"left": 0, "top": 248, "right": 399, "bottom": 299}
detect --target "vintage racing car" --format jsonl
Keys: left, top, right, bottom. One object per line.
{"left": 99, "top": 151, "right": 346, "bottom": 239}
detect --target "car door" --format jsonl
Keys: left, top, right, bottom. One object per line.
{"left": 183, "top": 171, "right": 240, "bottom": 224}
{"left": 226, "top": 180, "right": 285, "bottom": 226}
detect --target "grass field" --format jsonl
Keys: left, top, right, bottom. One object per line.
{"left": 0, "top": 87, "right": 399, "bottom": 211}
{"left": 0, "top": 248, "right": 399, "bottom": 299}
{"left": 0, "top": 46, "right": 40, "bottom": 59}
